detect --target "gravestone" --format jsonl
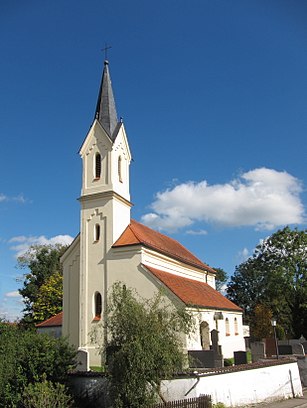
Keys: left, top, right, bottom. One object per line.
{"left": 302, "top": 342, "right": 307, "bottom": 354}
{"left": 250, "top": 341, "right": 266, "bottom": 362}
{"left": 292, "top": 343, "right": 304, "bottom": 355}
{"left": 211, "top": 329, "right": 223, "bottom": 367}
{"left": 211, "top": 329, "right": 219, "bottom": 353}
{"left": 76, "top": 349, "right": 89, "bottom": 371}
{"left": 278, "top": 344, "right": 293, "bottom": 355}
{"left": 188, "top": 350, "right": 215, "bottom": 368}
{"left": 234, "top": 351, "right": 248, "bottom": 365}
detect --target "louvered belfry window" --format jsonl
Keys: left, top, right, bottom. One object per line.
{"left": 95, "top": 153, "right": 101, "bottom": 179}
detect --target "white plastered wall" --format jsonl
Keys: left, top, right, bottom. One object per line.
{"left": 187, "top": 309, "right": 245, "bottom": 358}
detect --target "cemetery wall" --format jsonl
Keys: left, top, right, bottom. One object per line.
{"left": 160, "top": 360, "right": 302, "bottom": 406}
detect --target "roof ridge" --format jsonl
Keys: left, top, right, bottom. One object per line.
{"left": 130, "top": 219, "right": 214, "bottom": 272}
{"left": 128, "top": 221, "right": 142, "bottom": 243}
{"left": 36, "top": 311, "right": 63, "bottom": 327}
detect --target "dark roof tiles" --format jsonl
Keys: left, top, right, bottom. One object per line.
{"left": 95, "top": 60, "right": 118, "bottom": 140}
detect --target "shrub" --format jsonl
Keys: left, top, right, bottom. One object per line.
{"left": 104, "top": 283, "right": 194, "bottom": 408}
{"left": 0, "top": 322, "right": 76, "bottom": 407}
{"left": 23, "top": 376, "right": 73, "bottom": 408}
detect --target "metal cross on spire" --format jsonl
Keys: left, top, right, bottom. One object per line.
{"left": 101, "top": 43, "right": 112, "bottom": 61}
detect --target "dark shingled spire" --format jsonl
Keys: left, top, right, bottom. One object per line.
{"left": 95, "top": 60, "right": 118, "bottom": 139}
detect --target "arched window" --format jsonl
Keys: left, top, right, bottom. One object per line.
{"left": 118, "top": 155, "right": 122, "bottom": 182}
{"left": 225, "top": 318, "right": 230, "bottom": 336}
{"left": 95, "top": 153, "right": 101, "bottom": 179}
{"left": 94, "top": 292, "right": 102, "bottom": 319}
{"left": 94, "top": 223, "right": 100, "bottom": 242}
{"left": 234, "top": 317, "right": 239, "bottom": 335}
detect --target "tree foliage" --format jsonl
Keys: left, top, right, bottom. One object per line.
{"left": 227, "top": 226, "right": 307, "bottom": 338}
{"left": 22, "top": 375, "right": 73, "bottom": 408}
{"left": 213, "top": 267, "right": 228, "bottom": 292}
{"left": 251, "top": 304, "right": 273, "bottom": 340}
{"left": 0, "top": 322, "right": 76, "bottom": 407}
{"left": 33, "top": 272, "right": 63, "bottom": 322}
{"left": 18, "top": 244, "right": 68, "bottom": 325}
{"left": 105, "top": 282, "right": 194, "bottom": 408}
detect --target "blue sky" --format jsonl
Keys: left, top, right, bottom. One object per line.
{"left": 0, "top": 0, "right": 306, "bottom": 321}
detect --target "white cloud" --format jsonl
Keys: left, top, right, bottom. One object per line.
{"left": 9, "top": 234, "right": 74, "bottom": 258}
{"left": 186, "top": 229, "right": 208, "bottom": 236}
{"left": 5, "top": 291, "right": 21, "bottom": 298}
{"left": 0, "top": 193, "right": 27, "bottom": 203}
{"left": 141, "top": 168, "right": 305, "bottom": 232}
{"left": 237, "top": 247, "right": 250, "bottom": 263}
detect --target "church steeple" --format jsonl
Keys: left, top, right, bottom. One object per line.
{"left": 95, "top": 60, "right": 118, "bottom": 139}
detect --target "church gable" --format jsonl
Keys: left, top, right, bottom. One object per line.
{"left": 79, "top": 120, "right": 113, "bottom": 195}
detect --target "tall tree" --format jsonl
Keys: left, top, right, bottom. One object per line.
{"left": 104, "top": 282, "right": 194, "bottom": 408}
{"left": 32, "top": 271, "right": 63, "bottom": 322}
{"left": 18, "top": 244, "right": 68, "bottom": 324}
{"left": 213, "top": 267, "right": 228, "bottom": 292}
{"left": 227, "top": 227, "right": 307, "bottom": 338}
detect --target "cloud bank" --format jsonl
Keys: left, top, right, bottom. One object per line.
{"left": 141, "top": 168, "right": 305, "bottom": 232}
{"left": 9, "top": 234, "right": 74, "bottom": 258}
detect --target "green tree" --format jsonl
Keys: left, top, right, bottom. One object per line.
{"left": 251, "top": 304, "right": 273, "bottom": 340}
{"left": 227, "top": 227, "right": 307, "bottom": 338}
{"left": 18, "top": 244, "right": 68, "bottom": 325}
{"left": 33, "top": 272, "right": 63, "bottom": 322}
{"left": 0, "top": 322, "right": 76, "bottom": 407}
{"left": 213, "top": 267, "right": 228, "bottom": 292}
{"left": 104, "top": 282, "right": 194, "bottom": 408}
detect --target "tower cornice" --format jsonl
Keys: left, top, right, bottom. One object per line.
{"left": 78, "top": 190, "right": 133, "bottom": 208}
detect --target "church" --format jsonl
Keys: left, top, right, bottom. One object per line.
{"left": 61, "top": 59, "right": 245, "bottom": 369}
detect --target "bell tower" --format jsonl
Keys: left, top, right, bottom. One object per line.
{"left": 78, "top": 60, "right": 132, "bottom": 362}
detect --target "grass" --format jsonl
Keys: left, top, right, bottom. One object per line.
{"left": 90, "top": 366, "right": 105, "bottom": 372}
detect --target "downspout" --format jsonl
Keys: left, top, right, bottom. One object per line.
{"left": 185, "top": 374, "right": 200, "bottom": 396}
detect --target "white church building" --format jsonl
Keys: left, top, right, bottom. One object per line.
{"left": 61, "top": 60, "right": 245, "bottom": 368}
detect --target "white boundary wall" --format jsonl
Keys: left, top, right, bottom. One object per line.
{"left": 160, "top": 361, "right": 303, "bottom": 406}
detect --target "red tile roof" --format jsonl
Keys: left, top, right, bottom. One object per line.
{"left": 113, "top": 219, "right": 215, "bottom": 273}
{"left": 144, "top": 265, "right": 242, "bottom": 311}
{"left": 36, "top": 311, "right": 63, "bottom": 327}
